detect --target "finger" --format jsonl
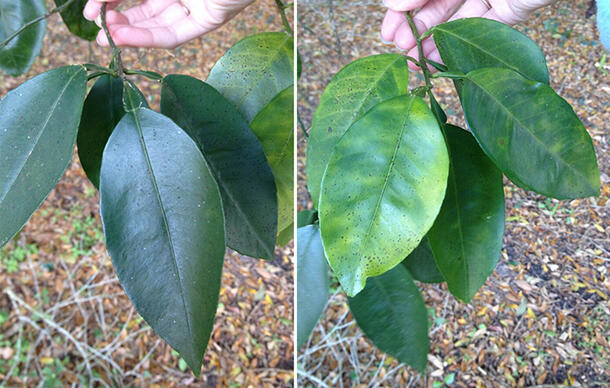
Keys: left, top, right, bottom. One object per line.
{"left": 412, "top": 0, "right": 465, "bottom": 31}
{"left": 448, "top": 0, "right": 489, "bottom": 21}
{"left": 96, "top": 17, "right": 204, "bottom": 48}
{"left": 132, "top": 3, "right": 191, "bottom": 28}
{"left": 121, "top": 0, "right": 177, "bottom": 24}
{"left": 384, "top": 0, "right": 429, "bottom": 12}
{"left": 83, "top": 0, "right": 120, "bottom": 21}
{"left": 393, "top": 17, "right": 425, "bottom": 51}
{"left": 406, "top": 37, "right": 437, "bottom": 71}
{"left": 381, "top": 9, "right": 405, "bottom": 43}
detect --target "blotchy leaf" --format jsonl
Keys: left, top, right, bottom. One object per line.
{"left": 207, "top": 32, "right": 293, "bottom": 122}
{"left": 77, "top": 75, "right": 123, "bottom": 189}
{"left": 0, "top": 0, "right": 47, "bottom": 75}
{"left": 432, "top": 17, "right": 549, "bottom": 84}
{"left": 319, "top": 95, "right": 449, "bottom": 296}
{"left": 161, "top": 75, "right": 277, "bottom": 259}
{"left": 463, "top": 68, "right": 600, "bottom": 199}
{"left": 54, "top": 0, "right": 99, "bottom": 41}
{"left": 297, "top": 225, "right": 330, "bottom": 348}
{"left": 250, "top": 85, "right": 294, "bottom": 246}
{"left": 427, "top": 125, "right": 505, "bottom": 301}
{"left": 306, "top": 54, "right": 408, "bottom": 209}
{"left": 100, "top": 108, "right": 225, "bottom": 375}
{"left": 348, "top": 264, "right": 429, "bottom": 373}
{"left": 402, "top": 237, "right": 444, "bottom": 284}
{"left": 0, "top": 65, "right": 87, "bottom": 248}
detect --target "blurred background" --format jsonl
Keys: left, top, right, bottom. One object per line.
{"left": 0, "top": 0, "right": 294, "bottom": 386}
{"left": 297, "top": 0, "right": 608, "bottom": 386}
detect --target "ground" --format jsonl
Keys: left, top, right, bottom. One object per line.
{"left": 0, "top": 1, "right": 294, "bottom": 386}
{"left": 297, "top": 0, "right": 609, "bottom": 387}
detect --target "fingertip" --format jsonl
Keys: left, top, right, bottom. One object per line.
{"left": 381, "top": 9, "right": 405, "bottom": 43}
{"left": 83, "top": 1, "right": 101, "bottom": 20}
{"left": 96, "top": 30, "right": 109, "bottom": 46}
{"left": 385, "top": 0, "right": 428, "bottom": 12}
{"left": 393, "top": 22, "right": 416, "bottom": 51}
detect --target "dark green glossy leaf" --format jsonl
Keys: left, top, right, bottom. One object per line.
{"left": 100, "top": 108, "right": 225, "bottom": 375}
{"left": 77, "top": 75, "right": 123, "bottom": 189}
{"left": 0, "top": 0, "right": 47, "bottom": 75}
{"left": 161, "top": 75, "right": 277, "bottom": 259}
{"left": 54, "top": 0, "right": 99, "bottom": 41}
{"left": 402, "top": 237, "right": 444, "bottom": 284}
{"left": 319, "top": 95, "right": 449, "bottom": 296}
{"left": 306, "top": 54, "right": 409, "bottom": 209}
{"left": 348, "top": 264, "right": 428, "bottom": 373}
{"left": 77, "top": 77, "right": 148, "bottom": 189}
{"left": 297, "top": 209, "right": 317, "bottom": 228}
{"left": 250, "top": 85, "right": 294, "bottom": 246}
{"left": 432, "top": 17, "right": 549, "bottom": 84}
{"left": 427, "top": 125, "right": 505, "bottom": 302}
{"left": 297, "top": 225, "right": 330, "bottom": 348}
{"left": 429, "top": 93, "right": 446, "bottom": 126}
{"left": 463, "top": 68, "right": 600, "bottom": 199}
{"left": 0, "top": 65, "right": 87, "bottom": 248}
{"left": 207, "top": 32, "right": 293, "bottom": 122}
{"left": 122, "top": 80, "right": 149, "bottom": 112}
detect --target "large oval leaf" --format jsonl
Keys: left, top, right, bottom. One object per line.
{"left": 319, "top": 95, "right": 449, "bottom": 296}
{"left": 54, "top": 0, "right": 99, "bottom": 41}
{"left": 161, "top": 75, "right": 277, "bottom": 259}
{"left": 402, "top": 237, "right": 444, "bottom": 284}
{"left": 100, "top": 108, "right": 225, "bottom": 375}
{"left": 0, "top": 65, "right": 87, "bottom": 248}
{"left": 77, "top": 76, "right": 148, "bottom": 189}
{"left": 463, "top": 68, "right": 600, "bottom": 199}
{"left": 0, "top": 0, "right": 47, "bottom": 75}
{"left": 427, "top": 125, "right": 505, "bottom": 302}
{"left": 250, "top": 85, "right": 294, "bottom": 246}
{"left": 432, "top": 17, "right": 549, "bottom": 84}
{"left": 207, "top": 32, "right": 293, "bottom": 122}
{"left": 348, "top": 264, "right": 428, "bottom": 373}
{"left": 306, "top": 54, "right": 408, "bottom": 209}
{"left": 297, "top": 225, "right": 330, "bottom": 348}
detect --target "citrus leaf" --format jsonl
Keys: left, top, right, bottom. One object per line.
{"left": 463, "top": 68, "right": 599, "bottom": 199}
{"left": 348, "top": 264, "right": 429, "bottom": 373}
{"left": 297, "top": 225, "right": 330, "bottom": 348}
{"left": 250, "top": 85, "right": 294, "bottom": 246}
{"left": 427, "top": 125, "right": 505, "bottom": 301}
{"left": 100, "top": 108, "right": 225, "bottom": 376}
{"left": 0, "top": 65, "right": 87, "bottom": 248}
{"left": 54, "top": 0, "right": 99, "bottom": 41}
{"left": 0, "top": 0, "right": 47, "bottom": 75}
{"left": 402, "top": 237, "right": 444, "bottom": 284}
{"left": 432, "top": 17, "right": 549, "bottom": 83}
{"left": 297, "top": 209, "right": 317, "bottom": 228}
{"left": 319, "top": 95, "right": 449, "bottom": 296}
{"left": 161, "top": 75, "right": 277, "bottom": 259}
{"left": 207, "top": 32, "right": 293, "bottom": 122}
{"left": 306, "top": 54, "right": 408, "bottom": 209}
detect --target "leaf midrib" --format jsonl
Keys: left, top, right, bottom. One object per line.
{"left": 130, "top": 108, "right": 194, "bottom": 349}
{"left": 0, "top": 68, "right": 81, "bottom": 203}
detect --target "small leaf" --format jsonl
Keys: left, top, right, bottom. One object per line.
{"left": 77, "top": 75, "right": 123, "bottom": 189}
{"left": 276, "top": 223, "right": 294, "bottom": 246}
{"left": 297, "top": 225, "right": 330, "bottom": 348}
{"left": 0, "top": 0, "right": 47, "bottom": 75}
{"left": 207, "top": 32, "right": 293, "bottom": 122}
{"left": 250, "top": 85, "right": 294, "bottom": 245}
{"left": 0, "top": 65, "right": 87, "bottom": 248}
{"left": 122, "top": 80, "right": 149, "bottom": 112}
{"left": 297, "top": 209, "right": 317, "bottom": 228}
{"left": 427, "top": 125, "right": 505, "bottom": 302}
{"left": 54, "top": 0, "right": 99, "bottom": 41}
{"left": 348, "top": 264, "right": 429, "bottom": 373}
{"left": 161, "top": 75, "right": 277, "bottom": 259}
{"left": 100, "top": 108, "right": 225, "bottom": 375}
{"left": 319, "top": 95, "right": 449, "bottom": 296}
{"left": 432, "top": 17, "right": 549, "bottom": 83}
{"left": 306, "top": 54, "right": 408, "bottom": 209}
{"left": 463, "top": 68, "right": 599, "bottom": 199}
{"left": 402, "top": 237, "right": 444, "bottom": 284}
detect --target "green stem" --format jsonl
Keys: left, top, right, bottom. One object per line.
{"left": 274, "top": 0, "right": 293, "bottom": 35}
{"left": 406, "top": 12, "right": 433, "bottom": 92}
{"left": 0, "top": 0, "right": 78, "bottom": 49}
{"left": 100, "top": 3, "right": 125, "bottom": 78}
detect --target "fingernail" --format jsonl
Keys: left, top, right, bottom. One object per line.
{"left": 380, "top": 33, "right": 392, "bottom": 45}
{"left": 95, "top": 14, "right": 102, "bottom": 27}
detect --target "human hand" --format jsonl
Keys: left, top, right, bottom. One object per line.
{"left": 84, "top": 0, "right": 256, "bottom": 48}
{"left": 381, "top": 0, "right": 556, "bottom": 70}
